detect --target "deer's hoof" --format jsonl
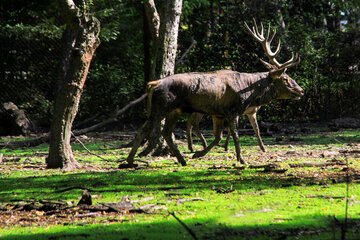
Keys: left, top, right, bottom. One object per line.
{"left": 193, "top": 151, "right": 205, "bottom": 159}
{"left": 237, "top": 155, "right": 246, "bottom": 165}
{"left": 119, "top": 163, "right": 138, "bottom": 169}
{"left": 260, "top": 146, "right": 267, "bottom": 152}
{"left": 177, "top": 156, "right": 187, "bottom": 166}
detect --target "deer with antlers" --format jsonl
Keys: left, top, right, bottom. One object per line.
{"left": 126, "top": 19, "right": 303, "bottom": 167}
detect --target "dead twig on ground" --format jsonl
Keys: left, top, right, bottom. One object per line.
{"left": 289, "top": 160, "right": 346, "bottom": 168}
{"left": 71, "top": 132, "right": 108, "bottom": 161}
{"left": 169, "top": 211, "right": 198, "bottom": 240}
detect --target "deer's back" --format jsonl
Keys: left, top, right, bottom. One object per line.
{"left": 153, "top": 70, "right": 254, "bottom": 115}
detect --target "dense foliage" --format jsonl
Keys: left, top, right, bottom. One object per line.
{"left": 1, "top": 0, "right": 359, "bottom": 131}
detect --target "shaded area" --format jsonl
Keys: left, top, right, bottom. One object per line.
{"left": 1, "top": 128, "right": 360, "bottom": 239}
{"left": 2, "top": 215, "right": 360, "bottom": 239}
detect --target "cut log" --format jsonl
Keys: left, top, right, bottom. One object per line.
{"left": 0, "top": 102, "right": 32, "bottom": 135}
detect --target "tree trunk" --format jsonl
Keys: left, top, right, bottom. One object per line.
{"left": 143, "top": 5, "right": 152, "bottom": 88}
{"left": 140, "top": 0, "right": 183, "bottom": 157}
{"left": 152, "top": 0, "right": 182, "bottom": 80}
{"left": 47, "top": 0, "right": 100, "bottom": 170}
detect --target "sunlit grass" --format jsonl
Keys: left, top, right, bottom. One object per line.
{"left": 1, "top": 128, "right": 360, "bottom": 239}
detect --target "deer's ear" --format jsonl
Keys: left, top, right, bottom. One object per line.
{"left": 259, "top": 59, "right": 276, "bottom": 70}
{"left": 270, "top": 68, "right": 287, "bottom": 79}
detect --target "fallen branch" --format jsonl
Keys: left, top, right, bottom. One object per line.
{"left": 7, "top": 197, "right": 141, "bottom": 215}
{"left": 177, "top": 198, "right": 208, "bottom": 203}
{"left": 340, "top": 149, "right": 360, "bottom": 154}
{"left": 71, "top": 132, "right": 108, "bottom": 161}
{"left": 305, "top": 195, "right": 344, "bottom": 200}
{"left": 1, "top": 94, "right": 147, "bottom": 148}
{"left": 249, "top": 164, "right": 280, "bottom": 169}
{"left": 289, "top": 160, "right": 346, "bottom": 168}
{"left": 73, "top": 111, "right": 105, "bottom": 129}
{"left": 165, "top": 193, "right": 191, "bottom": 197}
{"left": 175, "top": 37, "right": 196, "bottom": 66}
{"left": 75, "top": 212, "right": 100, "bottom": 218}
{"left": 73, "top": 93, "right": 146, "bottom": 136}
{"left": 55, "top": 185, "right": 184, "bottom": 194}
{"left": 169, "top": 211, "right": 198, "bottom": 240}
{"left": 1, "top": 135, "right": 50, "bottom": 148}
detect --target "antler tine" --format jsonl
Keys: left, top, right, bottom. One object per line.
{"left": 244, "top": 21, "right": 261, "bottom": 42}
{"left": 260, "top": 21, "right": 264, "bottom": 38}
{"left": 280, "top": 52, "right": 300, "bottom": 69}
{"left": 253, "top": 18, "right": 260, "bottom": 37}
{"left": 269, "top": 26, "right": 276, "bottom": 44}
{"left": 245, "top": 18, "right": 299, "bottom": 70}
{"left": 264, "top": 24, "right": 281, "bottom": 59}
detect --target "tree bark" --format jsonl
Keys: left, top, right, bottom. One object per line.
{"left": 139, "top": 0, "right": 183, "bottom": 157}
{"left": 151, "top": 0, "right": 182, "bottom": 80}
{"left": 47, "top": 0, "right": 100, "bottom": 170}
{"left": 143, "top": 5, "right": 152, "bottom": 87}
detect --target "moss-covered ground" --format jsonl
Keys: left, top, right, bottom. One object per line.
{"left": 1, "top": 127, "right": 360, "bottom": 239}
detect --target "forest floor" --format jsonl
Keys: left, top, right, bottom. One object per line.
{"left": 0, "top": 124, "right": 360, "bottom": 239}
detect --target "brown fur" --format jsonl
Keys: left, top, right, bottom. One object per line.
{"left": 126, "top": 69, "right": 303, "bottom": 166}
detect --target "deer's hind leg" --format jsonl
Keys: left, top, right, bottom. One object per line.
{"left": 223, "top": 127, "right": 231, "bottom": 151}
{"left": 193, "top": 115, "right": 208, "bottom": 150}
{"left": 126, "top": 113, "right": 164, "bottom": 167}
{"left": 224, "top": 116, "right": 238, "bottom": 151}
{"left": 163, "top": 108, "right": 187, "bottom": 166}
{"left": 186, "top": 113, "right": 207, "bottom": 152}
{"left": 126, "top": 121, "right": 152, "bottom": 167}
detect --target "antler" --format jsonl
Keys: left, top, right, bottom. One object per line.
{"left": 244, "top": 18, "right": 300, "bottom": 70}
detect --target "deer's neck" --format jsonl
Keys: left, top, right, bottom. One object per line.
{"left": 242, "top": 72, "right": 278, "bottom": 108}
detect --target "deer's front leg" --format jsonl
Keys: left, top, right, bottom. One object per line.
{"left": 247, "top": 113, "right": 266, "bottom": 152}
{"left": 228, "top": 116, "right": 245, "bottom": 164}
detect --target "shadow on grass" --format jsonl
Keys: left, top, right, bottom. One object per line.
{"left": 230, "top": 129, "right": 360, "bottom": 148}
{"left": 1, "top": 129, "right": 360, "bottom": 239}
{"left": 2, "top": 215, "right": 360, "bottom": 240}
{"left": 0, "top": 163, "right": 353, "bottom": 205}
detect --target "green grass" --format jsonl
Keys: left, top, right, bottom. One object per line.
{"left": 1, "top": 128, "right": 360, "bottom": 239}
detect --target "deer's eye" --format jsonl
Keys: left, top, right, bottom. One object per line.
{"left": 283, "top": 77, "right": 290, "bottom": 84}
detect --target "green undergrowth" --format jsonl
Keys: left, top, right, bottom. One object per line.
{"left": 1, "top": 128, "right": 360, "bottom": 239}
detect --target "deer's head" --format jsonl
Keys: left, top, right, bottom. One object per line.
{"left": 245, "top": 19, "right": 304, "bottom": 100}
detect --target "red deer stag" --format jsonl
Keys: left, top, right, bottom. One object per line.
{"left": 126, "top": 19, "right": 303, "bottom": 167}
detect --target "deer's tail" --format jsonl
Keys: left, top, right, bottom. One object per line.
{"left": 145, "top": 80, "right": 162, "bottom": 116}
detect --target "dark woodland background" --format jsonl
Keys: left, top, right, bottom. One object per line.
{"left": 1, "top": 0, "right": 359, "bottom": 134}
